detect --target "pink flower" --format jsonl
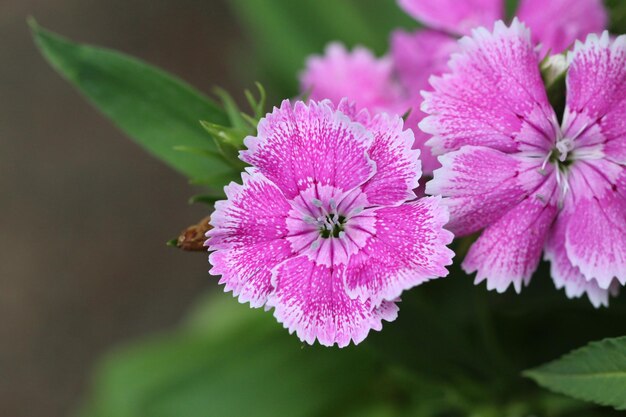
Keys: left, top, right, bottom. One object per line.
{"left": 422, "top": 20, "right": 625, "bottom": 307}
{"left": 398, "top": 0, "right": 606, "bottom": 54}
{"left": 206, "top": 100, "right": 454, "bottom": 347}
{"left": 300, "top": 43, "right": 401, "bottom": 114}
{"left": 391, "top": 31, "right": 460, "bottom": 174}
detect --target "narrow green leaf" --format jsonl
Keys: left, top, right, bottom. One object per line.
{"left": 173, "top": 146, "right": 244, "bottom": 171}
{"left": 173, "top": 145, "right": 226, "bottom": 160}
{"left": 199, "top": 120, "right": 247, "bottom": 149}
{"left": 30, "top": 19, "right": 236, "bottom": 186}
{"left": 213, "top": 87, "right": 248, "bottom": 130}
{"left": 525, "top": 336, "right": 626, "bottom": 410}
{"left": 241, "top": 113, "right": 260, "bottom": 130}
{"left": 252, "top": 82, "right": 267, "bottom": 119}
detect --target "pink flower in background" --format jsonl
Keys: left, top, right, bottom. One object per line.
{"left": 391, "top": 31, "right": 460, "bottom": 174}
{"left": 206, "top": 100, "right": 454, "bottom": 347}
{"left": 398, "top": 0, "right": 607, "bottom": 54}
{"left": 423, "top": 20, "right": 625, "bottom": 307}
{"left": 300, "top": 43, "right": 401, "bottom": 114}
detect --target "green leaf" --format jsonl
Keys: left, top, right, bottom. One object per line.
{"left": 78, "top": 296, "right": 399, "bottom": 417}
{"left": 213, "top": 87, "right": 248, "bottom": 131}
{"left": 199, "top": 120, "right": 247, "bottom": 149}
{"left": 246, "top": 82, "right": 267, "bottom": 121}
{"left": 525, "top": 336, "right": 626, "bottom": 410}
{"left": 30, "top": 19, "right": 237, "bottom": 186}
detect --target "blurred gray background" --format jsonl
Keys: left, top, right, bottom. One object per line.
{"left": 0, "top": 1, "right": 247, "bottom": 415}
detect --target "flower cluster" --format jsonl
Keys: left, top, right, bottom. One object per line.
{"left": 206, "top": 100, "right": 453, "bottom": 347}
{"left": 300, "top": 0, "right": 606, "bottom": 176}
{"left": 208, "top": 1, "right": 625, "bottom": 346}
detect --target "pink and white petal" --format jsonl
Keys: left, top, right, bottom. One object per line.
{"left": 564, "top": 162, "right": 626, "bottom": 289}
{"left": 388, "top": 29, "right": 458, "bottom": 175}
{"left": 426, "top": 146, "right": 547, "bottom": 236}
{"left": 618, "top": 170, "right": 626, "bottom": 199}
{"left": 343, "top": 198, "right": 454, "bottom": 307}
{"left": 605, "top": 134, "right": 626, "bottom": 165}
{"left": 561, "top": 110, "right": 607, "bottom": 154}
{"left": 408, "top": 109, "right": 441, "bottom": 176}
{"left": 565, "top": 33, "right": 626, "bottom": 159}
{"left": 545, "top": 211, "right": 617, "bottom": 308}
{"left": 566, "top": 33, "right": 626, "bottom": 118}
{"left": 421, "top": 20, "right": 558, "bottom": 155}
{"left": 391, "top": 29, "right": 459, "bottom": 97}
{"left": 397, "top": 0, "right": 503, "bottom": 35}
{"left": 359, "top": 113, "right": 421, "bottom": 205}
{"left": 395, "top": 95, "right": 443, "bottom": 175}
{"left": 566, "top": 159, "right": 623, "bottom": 203}
{"left": 518, "top": 0, "right": 607, "bottom": 55}
{"left": 207, "top": 171, "right": 294, "bottom": 307}
{"left": 463, "top": 180, "right": 559, "bottom": 294}
{"left": 242, "top": 100, "right": 375, "bottom": 200}
{"left": 300, "top": 43, "right": 400, "bottom": 112}
{"left": 268, "top": 256, "right": 398, "bottom": 347}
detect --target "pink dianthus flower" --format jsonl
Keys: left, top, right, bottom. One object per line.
{"left": 206, "top": 100, "right": 454, "bottom": 347}
{"left": 423, "top": 20, "right": 625, "bottom": 307}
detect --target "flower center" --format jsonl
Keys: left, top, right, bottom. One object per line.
{"left": 537, "top": 137, "right": 579, "bottom": 206}
{"left": 319, "top": 214, "right": 347, "bottom": 239}
{"left": 286, "top": 186, "right": 377, "bottom": 267}
{"left": 555, "top": 137, "right": 575, "bottom": 163}
{"left": 546, "top": 137, "right": 575, "bottom": 171}
{"left": 305, "top": 198, "right": 348, "bottom": 239}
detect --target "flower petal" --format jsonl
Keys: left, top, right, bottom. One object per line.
{"left": 268, "top": 256, "right": 398, "bottom": 347}
{"left": 463, "top": 180, "right": 558, "bottom": 293}
{"left": 207, "top": 171, "right": 293, "bottom": 307}
{"left": 397, "top": 0, "right": 503, "bottom": 35}
{"left": 564, "top": 161, "right": 626, "bottom": 289}
{"left": 517, "top": 0, "right": 607, "bottom": 54}
{"left": 359, "top": 112, "right": 422, "bottom": 205}
{"left": 299, "top": 43, "right": 399, "bottom": 113}
{"left": 545, "top": 210, "right": 618, "bottom": 308}
{"left": 242, "top": 100, "right": 375, "bottom": 200}
{"left": 391, "top": 29, "right": 459, "bottom": 175}
{"left": 420, "top": 20, "right": 558, "bottom": 156}
{"left": 427, "top": 145, "right": 547, "bottom": 236}
{"left": 391, "top": 29, "right": 459, "bottom": 97}
{"left": 565, "top": 33, "right": 626, "bottom": 164}
{"left": 343, "top": 197, "right": 454, "bottom": 307}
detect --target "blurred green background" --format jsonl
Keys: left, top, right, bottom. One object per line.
{"left": 3, "top": 1, "right": 626, "bottom": 416}
{"left": 1, "top": 1, "right": 240, "bottom": 416}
